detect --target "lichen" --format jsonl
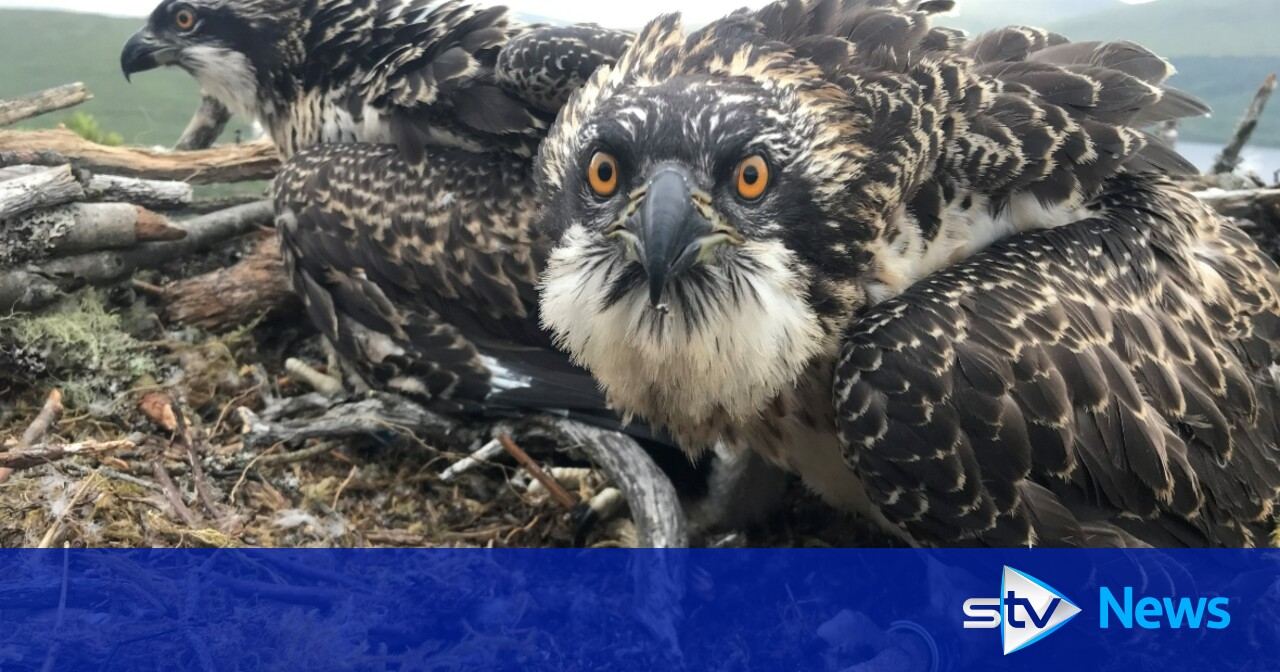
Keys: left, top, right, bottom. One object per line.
{"left": 0, "top": 290, "right": 158, "bottom": 409}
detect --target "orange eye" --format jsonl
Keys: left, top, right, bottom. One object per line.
{"left": 588, "top": 152, "right": 619, "bottom": 197}
{"left": 734, "top": 155, "right": 770, "bottom": 201}
{"left": 174, "top": 8, "right": 196, "bottom": 31}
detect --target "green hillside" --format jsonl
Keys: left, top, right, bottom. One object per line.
{"left": 0, "top": 9, "right": 257, "bottom": 147}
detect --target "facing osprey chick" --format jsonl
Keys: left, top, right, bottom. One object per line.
{"left": 536, "top": 0, "right": 1280, "bottom": 546}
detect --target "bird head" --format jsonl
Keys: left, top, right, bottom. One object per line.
{"left": 535, "top": 9, "right": 937, "bottom": 438}
{"left": 121, "top": 0, "right": 303, "bottom": 119}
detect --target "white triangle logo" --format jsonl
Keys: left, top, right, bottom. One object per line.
{"left": 1001, "top": 566, "right": 1081, "bottom": 654}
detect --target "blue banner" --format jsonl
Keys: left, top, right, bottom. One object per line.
{"left": 1, "top": 549, "right": 1276, "bottom": 671}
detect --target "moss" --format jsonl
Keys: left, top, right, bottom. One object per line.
{"left": 0, "top": 291, "right": 158, "bottom": 409}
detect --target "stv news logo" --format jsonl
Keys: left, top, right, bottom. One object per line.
{"left": 962, "top": 566, "right": 1081, "bottom": 655}
{"left": 962, "top": 565, "right": 1232, "bottom": 655}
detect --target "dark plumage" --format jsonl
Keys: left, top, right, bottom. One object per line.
{"left": 120, "top": 1, "right": 668, "bottom": 432}
{"left": 535, "top": 0, "right": 1280, "bottom": 546}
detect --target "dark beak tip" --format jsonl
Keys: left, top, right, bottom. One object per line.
{"left": 121, "top": 31, "right": 161, "bottom": 82}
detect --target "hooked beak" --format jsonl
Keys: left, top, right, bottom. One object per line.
{"left": 609, "top": 166, "right": 742, "bottom": 310}
{"left": 121, "top": 29, "right": 174, "bottom": 82}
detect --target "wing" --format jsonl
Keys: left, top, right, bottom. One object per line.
{"left": 834, "top": 175, "right": 1280, "bottom": 548}
{"left": 741, "top": 0, "right": 1208, "bottom": 253}
{"left": 272, "top": 142, "right": 690, "bottom": 443}
{"left": 496, "top": 25, "right": 635, "bottom": 114}
{"left": 352, "top": 0, "right": 546, "bottom": 161}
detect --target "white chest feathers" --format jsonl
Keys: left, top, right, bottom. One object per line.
{"left": 541, "top": 226, "right": 827, "bottom": 444}
{"left": 180, "top": 45, "right": 261, "bottom": 124}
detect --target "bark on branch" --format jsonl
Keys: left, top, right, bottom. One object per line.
{"left": 237, "top": 394, "right": 461, "bottom": 449}
{"left": 1213, "top": 73, "right": 1277, "bottom": 175}
{"left": 0, "top": 440, "right": 133, "bottom": 471}
{"left": 0, "top": 164, "right": 85, "bottom": 220}
{"left": 159, "top": 233, "right": 301, "bottom": 332}
{"left": 0, "top": 84, "right": 92, "bottom": 127}
{"left": 0, "top": 129, "right": 280, "bottom": 184}
{"left": 0, "top": 201, "right": 273, "bottom": 312}
{"left": 86, "top": 174, "right": 194, "bottom": 210}
{"left": 1, "top": 202, "right": 186, "bottom": 267}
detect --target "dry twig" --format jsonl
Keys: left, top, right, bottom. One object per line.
{"left": 1213, "top": 73, "right": 1277, "bottom": 175}
{"left": 498, "top": 434, "right": 578, "bottom": 510}
{"left": 0, "top": 83, "right": 91, "bottom": 127}
{"left": 22, "top": 389, "right": 64, "bottom": 446}
{"left": 0, "top": 128, "right": 279, "bottom": 183}
{"left": 0, "top": 439, "right": 132, "bottom": 470}
{"left": 153, "top": 460, "right": 199, "bottom": 528}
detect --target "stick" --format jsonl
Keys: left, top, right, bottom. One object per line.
{"left": 0, "top": 201, "right": 274, "bottom": 313}
{"left": 0, "top": 389, "right": 65, "bottom": 483}
{"left": 183, "top": 557, "right": 219, "bottom": 672}
{"left": 21, "top": 389, "right": 64, "bottom": 447}
{"left": 499, "top": 434, "right": 578, "bottom": 510}
{"left": 1213, "top": 73, "right": 1277, "bottom": 175}
{"left": 0, "top": 164, "right": 85, "bottom": 220}
{"left": 158, "top": 232, "right": 296, "bottom": 332}
{"left": 1194, "top": 188, "right": 1280, "bottom": 222}
{"left": 440, "top": 439, "right": 505, "bottom": 481}
{"left": 0, "top": 129, "right": 280, "bottom": 184}
{"left": 544, "top": 419, "right": 689, "bottom": 549}
{"left": 38, "top": 544, "right": 71, "bottom": 672}
{"left": 237, "top": 394, "right": 460, "bottom": 449}
{"left": 0, "top": 149, "right": 69, "bottom": 169}
{"left": 1, "top": 203, "right": 186, "bottom": 266}
{"left": 183, "top": 194, "right": 267, "bottom": 215}
{"left": 153, "top": 460, "right": 199, "bottom": 527}
{"left": 0, "top": 440, "right": 133, "bottom": 470}
{"left": 175, "top": 96, "right": 232, "bottom": 151}
{"left": 211, "top": 575, "right": 346, "bottom": 609}
{"left": 0, "top": 83, "right": 92, "bottom": 127}
{"left": 85, "top": 174, "right": 193, "bottom": 210}
{"left": 63, "top": 462, "right": 161, "bottom": 491}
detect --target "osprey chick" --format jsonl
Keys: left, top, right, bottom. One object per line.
{"left": 119, "top": 0, "right": 580, "bottom": 160}
{"left": 121, "top": 2, "right": 661, "bottom": 430}
{"left": 536, "top": 0, "right": 1280, "bottom": 546}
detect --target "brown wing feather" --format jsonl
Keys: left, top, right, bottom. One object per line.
{"left": 835, "top": 175, "right": 1280, "bottom": 547}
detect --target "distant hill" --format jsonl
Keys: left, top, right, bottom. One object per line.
{"left": 1163, "top": 57, "right": 1280, "bottom": 148}
{"left": 1049, "top": 0, "right": 1280, "bottom": 58}
{"left": 0, "top": 9, "right": 257, "bottom": 147}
